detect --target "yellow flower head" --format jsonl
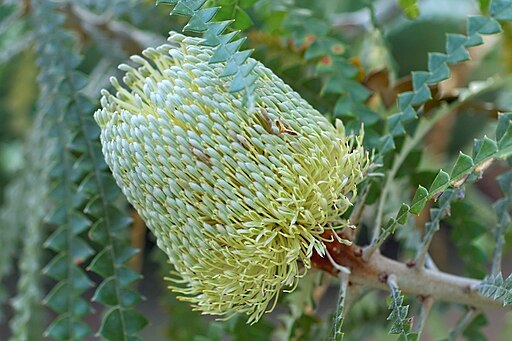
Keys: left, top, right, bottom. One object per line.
{"left": 95, "top": 32, "right": 368, "bottom": 323}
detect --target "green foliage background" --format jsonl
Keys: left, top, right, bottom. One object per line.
{"left": 1, "top": 0, "right": 512, "bottom": 340}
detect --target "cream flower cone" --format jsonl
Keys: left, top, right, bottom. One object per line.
{"left": 95, "top": 32, "right": 368, "bottom": 323}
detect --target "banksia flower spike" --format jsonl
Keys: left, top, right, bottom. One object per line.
{"left": 95, "top": 32, "right": 369, "bottom": 323}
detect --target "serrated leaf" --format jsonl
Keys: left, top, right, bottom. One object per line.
{"left": 497, "top": 113, "right": 512, "bottom": 140}
{"left": 210, "top": 38, "right": 246, "bottom": 63}
{"left": 388, "top": 114, "right": 406, "bottom": 136}
{"left": 410, "top": 186, "right": 429, "bottom": 214}
{"left": 411, "top": 85, "right": 431, "bottom": 105}
{"left": 100, "top": 307, "right": 149, "bottom": 340}
{"left": 113, "top": 241, "right": 139, "bottom": 265}
{"left": 386, "top": 279, "right": 418, "bottom": 339}
{"left": 89, "top": 218, "right": 109, "bottom": 241}
{"left": 201, "top": 21, "right": 234, "bottom": 46}
{"left": 45, "top": 315, "right": 92, "bottom": 341}
{"left": 491, "top": 0, "right": 512, "bottom": 20}
{"left": 428, "top": 170, "right": 450, "bottom": 196}
{"left": 397, "top": 92, "right": 414, "bottom": 111}
{"left": 72, "top": 297, "right": 91, "bottom": 318}
{"left": 70, "top": 212, "right": 91, "bottom": 234}
{"left": 229, "top": 70, "right": 257, "bottom": 93}
{"left": 401, "top": 106, "right": 418, "bottom": 121}
{"left": 45, "top": 228, "right": 67, "bottom": 251}
{"left": 396, "top": 204, "right": 411, "bottom": 224}
{"left": 411, "top": 71, "right": 429, "bottom": 90}
{"left": 46, "top": 206, "right": 67, "bottom": 225}
{"left": 69, "top": 160, "right": 89, "bottom": 182}
{"left": 467, "top": 15, "right": 500, "bottom": 39}
{"left": 427, "top": 52, "right": 449, "bottom": 83}
{"left": 79, "top": 173, "right": 119, "bottom": 202}
{"left": 44, "top": 282, "right": 70, "bottom": 314}
{"left": 497, "top": 171, "right": 512, "bottom": 194}
{"left": 115, "top": 266, "right": 142, "bottom": 287}
{"left": 232, "top": 8, "right": 253, "bottom": 30}
{"left": 70, "top": 237, "right": 95, "bottom": 263}
{"left": 185, "top": 7, "right": 219, "bottom": 32}
{"left": 162, "top": 0, "right": 260, "bottom": 102}
{"left": 450, "top": 152, "right": 474, "bottom": 180}
{"left": 93, "top": 278, "right": 141, "bottom": 307}
{"left": 70, "top": 266, "right": 94, "bottom": 293}
{"left": 474, "top": 136, "right": 498, "bottom": 164}
{"left": 70, "top": 71, "right": 88, "bottom": 90}
{"left": 79, "top": 115, "right": 101, "bottom": 140}
{"left": 478, "top": 274, "right": 512, "bottom": 305}
{"left": 378, "top": 135, "right": 396, "bottom": 153}
{"left": 498, "top": 120, "right": 512, "bottom": 151}
{"left": 44, "top": 254, "right": 68, "bottom": 280}
{"left": 347, "top": 81, "right": 372, "bottom": 101}
{"left": 172, "top": 0, "right": 206, "bottom": 16}
{"left": 384, "top": 217, "right": 398, "bottom": 232}
{"left": 89, "top": 205, "right": 132, "bottom": 237}
{"left": 78, "top": 173, "right": 99, "bottom": 194}
{"left": 88, "top": 248, "right": 115, "bottom": 277}
{"left": 44, "top": 278, "right": 90, "bottom": 315}
{"left": 446, "top": 34, "right": 470, "bottom": 63}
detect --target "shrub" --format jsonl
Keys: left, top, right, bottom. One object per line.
{"left": 1, "top": 0, "right": 512, "bottom": 340}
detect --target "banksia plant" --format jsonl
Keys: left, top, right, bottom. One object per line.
{"left": 95, "top": 32, "right": 368, "bottom": 323}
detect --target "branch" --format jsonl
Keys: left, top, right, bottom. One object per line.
{"left": 446, "top": 308, "right": 478, "bottom": 340}
{"left": 415, "top": 295, "right": 434, "bottom": 336}
{"left": 364, "top": 76, "right": 512, "bottom": 261}
{"left": 63, "top": 4, "right": 166, "bottom": 54}
{"left": 414, "top": 189, "right": 462, "bottom": 269}
{"left": 312, "top": 231, "right": 507, "bottom": 311}
{"left": 331, "top": 272, "right": 350, "bottom": 341}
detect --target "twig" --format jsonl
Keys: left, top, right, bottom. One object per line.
{"left": 82, "top": 58, "right": 116, "bottom": 99}
{"left": 491, "top": 221, "right": 507, "bottom": 276}
{"left": 491, "top": 197, "right": 511, "bottom": 276}
{"left": 415, "top": 295, "right": 434, "bottom": 336}
{"left": 366, "top": 106, "right": 449, "bottom": 260}
{"left": 345, "top": 181, "right": 372, "bottom": 241}
{"left": 415, "top": 189, "right": 461, "bottom": 269}
{"left": 63, "top": 4, "right": 166, "bottom": 54}
{"left": 354, "top": 253, "right": 503, "bottom": 310}
{"left": 18, "top": 1, "right": 165, "bottom": 53}
{"left": 0, "top": 2, "right": 24, "bottom": 35}
{"left": 313, "top": 232, "right": 508, "bottom": 311}
{"left": 331, "top": 272, "right": 350, "bottom": 341}
{"left": 364, "top": 125, "right": 433, "bottom": 260}
{"left": 446, "top": 308, "right": 478, "bottom": 341}
{"left": 363, "top": 75, "right": 512, "bottom": 261}
{"left": 415, "top": 231, "right": 435, "bottom": 271}
{"left": 326, "top": 250, "right": 351, "bottom": 275}
{"left": 343, "top": 284, "right": 366, "bottom": 316}
{"left": 424, "top": 253, "right": 439, "bottom": 272}
{"left": 0, "top": 31, "right": 35, "bottom": 64}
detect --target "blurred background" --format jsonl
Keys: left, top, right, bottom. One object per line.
{"left": 1, "top": 0, "right": 512, "bottom": 340}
